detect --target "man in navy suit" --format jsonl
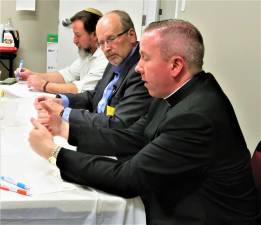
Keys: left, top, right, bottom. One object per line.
{"left": 29, "top": 19, "right": 260, "bottom": 225}
{"left": 35, "top": 10, "right": 151, "bottom": 129}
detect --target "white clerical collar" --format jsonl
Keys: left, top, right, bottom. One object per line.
{"left": 164, "top": 78, "right": 192, "bottom": 100}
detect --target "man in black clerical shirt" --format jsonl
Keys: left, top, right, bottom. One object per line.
{"left": 29, "top": 19, "right": 260, "bottom": 225}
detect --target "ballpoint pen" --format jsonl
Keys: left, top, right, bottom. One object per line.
{"left": 1, "top": 176, "right": 30, "bottom": 190}
{"left": 0, "top": 184, "right": 31, "bottom": 196}
{"left": 16, "top": 59, "right": 24, "bottom": 81}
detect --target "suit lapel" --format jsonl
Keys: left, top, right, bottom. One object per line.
{"left": 94, "top": 65, "right": 115, "bottom": 104}
{"left": 105, "top": 66, "right": 116, "bottom": 85}
{"left": 111, "top": 44, "right": 140, "bottom": 95}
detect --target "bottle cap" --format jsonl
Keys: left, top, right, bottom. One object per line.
{"left": 5, "top": 18, "right": 14, "bottom": 30}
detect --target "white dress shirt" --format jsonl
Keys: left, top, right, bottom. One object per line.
{"left": 59, "top": 48, "right": 108, "bottom": 93}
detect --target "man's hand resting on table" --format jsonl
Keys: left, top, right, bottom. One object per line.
{"left": 27, "top": 75, "right": 46, "bottom": 91}
{"left": 29, "top": 116, "right": 69, "bottom": 160}
{"left": 29, "top": 118, "right": 56, "bottom": 160}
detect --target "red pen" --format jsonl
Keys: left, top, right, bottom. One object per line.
{"left": 0, "top": 184, "right": 31, "bottom": 196}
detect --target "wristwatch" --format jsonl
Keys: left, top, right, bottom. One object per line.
{"left": 48, "top": 145, "right": 62, "bottom": 164}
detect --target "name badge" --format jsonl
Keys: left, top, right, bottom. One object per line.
{"left": 106, "top": 105, "right": 116, "bottom": 117}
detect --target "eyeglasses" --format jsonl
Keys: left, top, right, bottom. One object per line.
{"left": 99, "top": 29, "right": 130, "bottom": 48}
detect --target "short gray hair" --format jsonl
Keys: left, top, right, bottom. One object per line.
{"left": 145, "top": 19, "right": 204, "bottom": 70}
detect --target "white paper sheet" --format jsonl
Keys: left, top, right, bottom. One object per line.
{"left": 1, "top": 83, "right": 38, "bottom": 98}
{"left": 22, "top": 164, "right": 79, "bottom": 195}
{"left": 1, "top": 154, "right": 78, "bottom": 195}
{"left": 1, "top": 83, "right": 54, "bottom": 98}
{"left": 1, "top": 119, "right": 77, "bottom": 195}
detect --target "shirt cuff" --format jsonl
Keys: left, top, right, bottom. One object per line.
{"left": 62, "top": 107, "right": 71, "bottom": 122}
{"left": 58, "top": 94, "right": 70, "bottom": 107}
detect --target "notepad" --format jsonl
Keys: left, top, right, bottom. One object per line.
{"left": 0, "top": 78, "right": 17, "bottom": 85}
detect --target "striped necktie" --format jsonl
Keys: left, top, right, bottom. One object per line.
{"left": 97, "top": 72, "right": 120, "bottom": 113}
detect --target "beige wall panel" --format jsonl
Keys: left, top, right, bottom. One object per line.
{"left": 159, "top": 0, "right": 261, "bottom": 153}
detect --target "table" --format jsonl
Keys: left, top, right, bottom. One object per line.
{"left": 0, "top": 83, "right": 146, "bottom": 225}
{"left": 0, "top": 47, "right": 17, "bottom": 78}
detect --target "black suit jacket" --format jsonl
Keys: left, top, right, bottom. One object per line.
{"left": 64, "top": 44, "right": 151, "bottom": 128}
{"left": 57, "top": 71, "right": 260, "bottom": 225}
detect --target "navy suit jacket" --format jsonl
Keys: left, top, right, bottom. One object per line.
{"left": 57, "top": 71, "right": 260, "bottom": 225}
{"left": 63, "top": 44, "right": 151, "bottom": 128}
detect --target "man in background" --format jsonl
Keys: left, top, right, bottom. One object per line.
{"left": 30, "top": 19, "right": 260, "bottom": 225}
{"left": 16, "top": 8, "right": 107, "bottom": 94}
{"left": 35, "top": 10, "right": 151, "bottom": 129}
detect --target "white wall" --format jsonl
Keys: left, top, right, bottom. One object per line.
{"left": 0, "top": 0, "right": 2, "bottom": 23}
{"left": 142, "top": 0, "right": 160, "bottom": 28}
{"left": 159, "top": 0, "right": 261, "bottom": 153}
{"left": 57, "top": 0, "right": 144, "bottom": 69}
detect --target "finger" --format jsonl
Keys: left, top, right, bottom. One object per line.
{"left": 30, "top": 117, "right": 44, "bottom": 130}
{"left": 37, "top": 110, "right": 49, "bottom": 119}
{"left": 37, "top": 109, "right": 48, "bottom": 116}
{"left": 35, "top": 96, "right": 50, "bottom": 110}
{"left": 35, "top": 103, "right": 43, "bottom": 111}
{"left": 34, "top": 100, "right": 43, "bottom": 110}
{"left": 19, "top": 69, "right": 26, "bottom": 78}
{"left": 37, "top": 117, "right": 50, "bottom": 125}
{"left": 46, "top": 125, "right": 53, "bottom": 133}
{"left": 20, "top": 74, "right": 27, "bottom": 81}
{"left": 37, "top": 118, "right": 50, "bottom": 126}
{"left": 54, "top": 98, "right": 62, "bottom": 105}
{"left": 35, "top": 96, "right": 47, "bottom": 103}
{"left": 40, "top": 101, "right": 54, "bottom": 115}
{"left": 37, "top": 114, "right": 49, "bottom": 122}
{"left": 37, "top": 115, "right": 48, "bottom": 121}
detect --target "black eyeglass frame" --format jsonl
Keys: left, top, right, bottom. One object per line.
{"left": 99, "top": 28, "right": 130, "bottom": 48}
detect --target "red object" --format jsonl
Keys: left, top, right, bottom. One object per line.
{"left": 251, "top": 141, "right": 261, "bottom": 203}
{"left": 0, "top": 185, "right": 9, "bottom": 191}
{"left": 17, "top": 188, "right": 28, "bottom": 195}
{"left": 0, "top": 184, "right": 30, "bottom": 196}
{"left": 0, "top": 46, "right": 17, "bottom": 53}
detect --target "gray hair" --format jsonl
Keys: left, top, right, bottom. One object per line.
{"left": 145, "top": 19, "right": 204, "bottom": 70}
{"left": 105, "top": 10, "right": 135, "bottom": 31}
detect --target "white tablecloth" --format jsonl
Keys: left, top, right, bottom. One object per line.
{"left": 0, "top": 83, "right": 146, "bottom": 225}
